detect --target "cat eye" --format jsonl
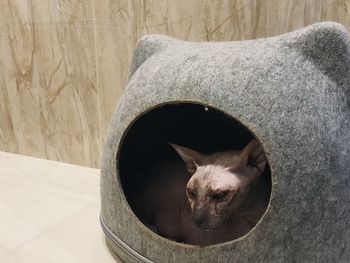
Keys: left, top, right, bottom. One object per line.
{"left": 211, "top": 191, "right": 230, "bottom": 201}
{"left": 186, "top": 188, "right": 197, "bottom": 199}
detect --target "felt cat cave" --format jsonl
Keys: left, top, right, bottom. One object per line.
{"left": 100, "top": 22, "right": 350, "bottom": 262}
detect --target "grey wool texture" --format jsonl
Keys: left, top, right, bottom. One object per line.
{"left": 100, "top": 22, "right": 350, "bottom": 262}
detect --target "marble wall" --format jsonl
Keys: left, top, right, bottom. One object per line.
{"left": 0, "top": 0, "right": 100, "bottom": 167}
{"left": 1, "top": 0, "right": 350, "bottom": 167}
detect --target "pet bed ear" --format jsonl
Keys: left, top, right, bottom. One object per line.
{"left": 290, "top": 22, "right": 350, "bottom": 84}
{"left": 129, "top": 34, "right": 177, "bottom": 78}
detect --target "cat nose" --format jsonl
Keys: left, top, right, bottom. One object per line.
{"left": 192, "top": 207, "right": 207, "bottom": 226}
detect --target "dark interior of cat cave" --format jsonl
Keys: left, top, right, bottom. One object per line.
{"left": 118, "top": 102, "right": 272, "bottom": 245}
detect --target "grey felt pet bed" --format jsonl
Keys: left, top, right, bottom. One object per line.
{"left": 100, "top": 22, "right": 350, "bottom": 262}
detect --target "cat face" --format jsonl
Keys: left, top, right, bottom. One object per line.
{"left": 186, "top": 165, "right": 249, "bottom": 230}
{"left": 171, "top": 139, "right": 267, "bottom": 230}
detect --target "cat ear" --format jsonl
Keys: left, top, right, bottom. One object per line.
{"left": 169, "top": 143, "right": 205, "bottom": 174}
{"left": 229, "top": 139, "right": 267, "bottom": 176}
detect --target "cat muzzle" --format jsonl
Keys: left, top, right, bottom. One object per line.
{"left": 192, "top": 208, "right": 207, "bottom": 226}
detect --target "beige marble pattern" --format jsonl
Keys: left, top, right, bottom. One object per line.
{"left": 0, "top": 151, "right": 120, "bottom": 263}
{"left": 0, "top": 0, "right": 101, "bottom": 168}
{"left": 2, "top": 0, "right": 350, "bottom": 167}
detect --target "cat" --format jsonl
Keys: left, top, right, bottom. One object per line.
{"left": 132, "top": 139, "right": 270, "bottom": 246}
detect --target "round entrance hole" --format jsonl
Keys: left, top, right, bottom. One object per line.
{"left": 118, "top": 102, "right": 271, "bottom": 246}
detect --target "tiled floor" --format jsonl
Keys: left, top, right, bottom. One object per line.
{"left": 0, "top": 151, "right": 120, "bottom": 263}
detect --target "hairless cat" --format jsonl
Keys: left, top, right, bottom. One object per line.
{"left": 133, "top": 139, "right": 269, "bottom": 246}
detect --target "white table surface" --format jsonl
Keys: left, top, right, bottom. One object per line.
{"left": 0, "top": 151, "right": 120, "bottom": 263}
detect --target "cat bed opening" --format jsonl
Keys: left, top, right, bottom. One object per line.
{"left": 118, "top": 102, "right": 272, "bottom": 245}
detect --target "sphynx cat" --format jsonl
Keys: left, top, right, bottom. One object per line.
{"left": 134, "top": 139, "right": 269, "bottom": 246}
